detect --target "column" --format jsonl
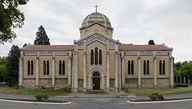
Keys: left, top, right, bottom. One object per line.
{"left": 138, "top": 53, "right": 141, "bottom": 88}
{"left": 170, "top": 57, "right": 174, "bottom": 87}
{"left": 118, "top": 55, "right": 122, "bottom": 92}
{"left": 74, "top": 51, "right": 78, "bottom": 93}
{"left": 68, "top": 52, "right": 72, "bottom": 86}
{"left": 51, "top": 53, "right": 55, "bottom": 86}
{"left": 106, "top": 51, "right": 110, "bottom": 93}
{"left": 115, "top": 51, "right": 119, "bottom": 93}
{"left": 19, "top": 57, "right": 23, "bottom": 87}
{"left": 121, "top": 52, "right": 125, "bottom": 87}
{"left": 83, "top": 51, "right": 87, "bottom": 92}
{"left": 154, "top": 57, "right": 157, "bottom": 87}
{"left": 35, "top": 53, "right": 39, "bottom": 87}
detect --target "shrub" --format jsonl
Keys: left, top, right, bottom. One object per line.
{"left": 62, "top": 87, "right": 71, "bottom": 93}
{"left": 35, "top": 94, "right": 49, "bottom": 101}
{"left": 149, "top": 93, "right": 164, "bottom": 101}
{"left": 35, "top": 95, "right": 42, "bottom": 101}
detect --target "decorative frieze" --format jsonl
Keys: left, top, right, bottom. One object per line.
{"left": 76, "top": 33, "right": 116, "bottom": 49}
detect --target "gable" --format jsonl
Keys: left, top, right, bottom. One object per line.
{"left": 76, "top": 32, "right": 117, "bottom": 50}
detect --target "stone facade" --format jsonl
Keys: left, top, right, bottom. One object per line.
{"left": 19, "top": 11, "right": 174, "bottom": 93}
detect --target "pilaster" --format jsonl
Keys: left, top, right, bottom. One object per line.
{"left": 19, "top": 52, "right": 23, "bottom": 87}
{"left": 170, "top": 57, "right": 174, "bottom": 87}
{"left": 35, "top": 51, "right": 40, "bottom": 87}
{"left": 121, "top": 51, "right": 125, "bottom": 87}
{"left": 52, "top": 52, "right": 55, "bottom": 86}
{"left": 138, "top": 52, "right": 141, "bottom": 88}
{"left": 68, "top": 51, "right": 72, "bottom": 86}
{"left": 153, "top": 51, "right": 157, "bottom": 88}
{"left": 115, "top": 51, "right": 119, "bottom": 93}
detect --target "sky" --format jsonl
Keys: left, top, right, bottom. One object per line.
{"left": 0, "top": 0, "right": 192, "bottom": 62}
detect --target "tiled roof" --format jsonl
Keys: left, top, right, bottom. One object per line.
{"left": 21, "top": 45, "right": 74, "bottom": 51}
{"left": 119, "top": 44, "right": 172, "bottom": 51}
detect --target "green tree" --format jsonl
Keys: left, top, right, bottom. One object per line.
{"left": 0, "top": 57, "right": 7, "bottom": 82}
{"left": 34, "top": 25, "right": 50, "bottom": 45}
{"left": 5, "top": 45, "right": 20, "bottom": 86}
{"left": 148, "top": 40, "right": 155, "bottom": 45}
{"left": 180, "top": 61, "right": 192, "bottom": 79}
{"left": 0, "top": 0, "right": 28, "bottom": 43}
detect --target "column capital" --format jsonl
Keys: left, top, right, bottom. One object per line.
{"left": 115, "top": 51, "right": 119, "bottom": 55}
{"left": 138, "top": 56, "right": 141, "bottom": 60}
{"left": 74, "top": 51, "right": 78, "bottom": 55}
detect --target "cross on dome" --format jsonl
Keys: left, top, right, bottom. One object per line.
{"left": 95, "top": 5, "right": 98, "bottom": 13}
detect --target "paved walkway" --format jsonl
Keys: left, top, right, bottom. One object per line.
{"left": 1, "top": 92, "right": 192, "bottom": 101}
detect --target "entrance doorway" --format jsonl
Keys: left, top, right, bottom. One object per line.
{"left": 92, "top": 72, "right": 101, "bottom": 90}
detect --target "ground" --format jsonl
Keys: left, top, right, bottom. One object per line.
{"left": 1, "top": 87, "right": 192, "bottom": 108}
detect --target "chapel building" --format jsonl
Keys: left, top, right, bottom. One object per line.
{"left": 19, "top": 11, "right": 174, "bottom": 93}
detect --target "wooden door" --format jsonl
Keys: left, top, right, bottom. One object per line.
{"left": 93, "top": 78, "right": 100, "bottom": 90}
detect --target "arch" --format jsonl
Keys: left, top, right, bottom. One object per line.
{"left": 88, "top": 69, "right": 104, "bottom": 90}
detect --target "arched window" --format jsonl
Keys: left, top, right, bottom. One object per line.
{"left": 47, "top": 60, "right": 49, "bottom": 75}
{"left": 91, "top": 50, "right": 94, "bottom": 65}
{"left": 43, "top": 60, "right": 49, "bottom": 75}
{"left": 143, "top": 60, "right": 146, "bottom": 75}
{"left": 128, "top": 60, "right": 134, "bottom": 75}
{"left": 63, "top": 60, "right": 65, "bottom": 75}
{"left": 31, "top": 60, "right": 33, "bottom": 75}
{"left": 59, "top": 60, "right": 65, "bottom": 75}
{"left": 147, "top": 60, "right": 149, "bottom": 75}
{"left": 99, "top": 49, "right": 102, "bottom": 65}
{"left": 27, "top": 60, "right": 34, "bottom": 75}
{"left": 159, "top": 60, "right": 162, "bottom": 75}
{"left": 128, "top": 60, "right": 131, "bottom": 75}
{"left": 91, "top": 47, "right": 102, "bottom": 65}
{"left": 131, "top": 60, "right": 134, "bottom": 75}
{"left": 159, "top": 60, "right": 165, "bottom": 75}
{"left": 163, "top": 60, "right": 165, "bottom": 75}
{"left": 27, "top": 61, "right": 30, "bottom": 75}
{"left": 143, "top": 60, "right": 149, "bottom": 75}
{"left": 95, "top": 47, "right": 98, "bottom": 65}
{"left": 59, "top": 60, "right": 62, "bottom": 75}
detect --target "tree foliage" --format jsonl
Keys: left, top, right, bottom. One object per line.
{"left": 0, "top": 0, "right": 26, "bottom": 43}
{"left": 0, "top": 56, "right": 7, "bottom": 82}
{"left": 174, "top": 61, "right": 192, "bottom": 79}
{"left": 5, "top": 45, "right": 20, "bottom": 86}
{"left": 34, "top": 25, "right": 50, "bottom": 45}
{"left": 148, "top": 40, "right": 155, "bottom": 45}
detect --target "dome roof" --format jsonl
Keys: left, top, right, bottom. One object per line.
{"left": 81, "top": 12, "right": 112, "bottom": 28}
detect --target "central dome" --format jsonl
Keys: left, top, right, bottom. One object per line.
{"left": 81, "top": 12, "right": 112, "bottom": 28}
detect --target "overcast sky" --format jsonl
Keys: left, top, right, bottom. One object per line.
{"left": 0, "top": 0, "right": 192, "bottom": 62}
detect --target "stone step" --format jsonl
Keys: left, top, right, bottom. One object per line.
{"left": 86, "top": 90, "right": 107, "bottom": 94}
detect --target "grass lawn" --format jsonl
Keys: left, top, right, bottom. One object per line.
{"left": 124, "top": 87, "right": 192, "bottom": 96}
{"left": 0, "top": 87, "right": 71, "bottom": 96}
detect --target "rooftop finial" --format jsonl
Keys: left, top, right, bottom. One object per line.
{"left": 95, "top": 5, "right": 98, "bottom": 13}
